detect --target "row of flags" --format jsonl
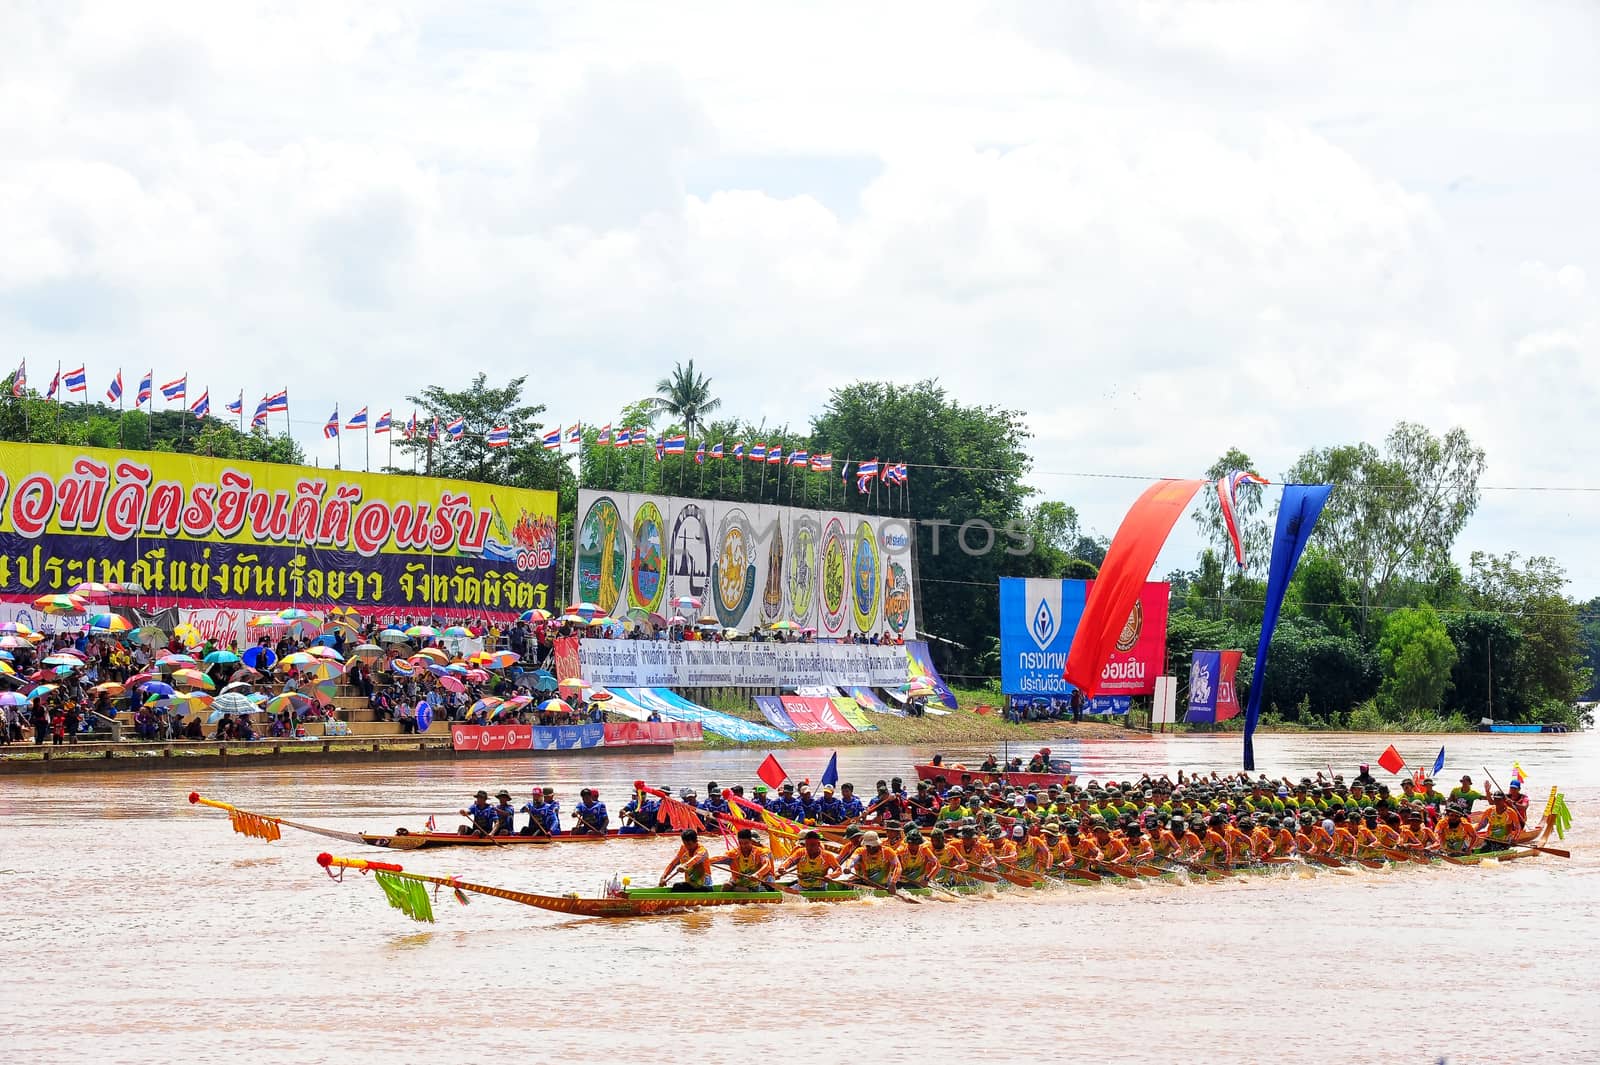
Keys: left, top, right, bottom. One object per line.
{"left": 9, "top": 360, "right": 291, "bottom": 427}
{"left": 7, "top": 362, "right": 913, "bottom": 490}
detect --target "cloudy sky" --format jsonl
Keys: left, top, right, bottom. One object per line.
{"left": 3, "top": 2, "right": 1596, "bottom": 591}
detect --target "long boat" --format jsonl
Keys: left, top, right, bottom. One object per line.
{"left": 316, "top": 841, "right": 1559, "bottom": 922}
{"left": 188, "top": 793, "right": 682, "bottom": 849}
{"left": 913, "top": 763, "right": 1073, "bottom": 789}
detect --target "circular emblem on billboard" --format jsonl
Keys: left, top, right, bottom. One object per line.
{"left": 575, "top": 496, "right": 627, "bottom": 613}
{"left": 1115, "top": 599, "right": 1143, "bottom": 653}
{"left": 851, "top": 520, "right": 880, "bottom": 632}
{"left": 882, "top": 560, "right": 911, "bottom": 634}
{"left": 819, "top": 518, "right": 847, "bottom": 633}
{"left": 711, "top": 508, "right": 756, "bottom": 627}
{"left": 668, "top": 503, "right": 710, "bottom": 603}
{"left": 629, "top": 501, "right": 666, "bottom": 613}
{"left": 761, "top": 522, "right": 785, "bottom": 622}
{"left": 786, "top": 516, "right": 818, "bottom": 625}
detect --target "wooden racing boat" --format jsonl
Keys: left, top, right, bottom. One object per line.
{"left": 913, "top": 763, "right": 1073, "bottom": 790}
{"left": 189, "top": 793, "right": 680, "bottom": 849}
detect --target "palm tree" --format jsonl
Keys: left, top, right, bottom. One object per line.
{"left": 652, "top": 359, "right": 721, "bottom": 438}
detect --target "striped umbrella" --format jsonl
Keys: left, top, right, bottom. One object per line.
{"left": 441, "top": 625, "right": 473, "bottom": 638}
{"left": 86, "top": 614, "right": 133, "bottom": 633}
{"left": 173, "top": 668, "right": 215, "bottom": 691}
{"left": 33, "top": 594, "right": 88, "bottom": 615}
{"left": 517, "top": 609, "right": 552, "bottom": 623}
{"left": 304, "top": 645, "right": 344, "bottom": 661}
{"left": 404, "top": 625, "right": 438, "bottom": 639}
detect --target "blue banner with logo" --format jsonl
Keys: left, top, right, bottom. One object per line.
{"left": 531, "top": 723, "right": 604, "bottom": 750}
{"left": 1186, "top": 651, "right": 1222, "bottom": 722}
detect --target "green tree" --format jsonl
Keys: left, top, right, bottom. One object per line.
{"left": 1464, "top": 552, "right": 1590, "bottom": 713}
{"left": 1376, "top": 603, "right": 1457, "bottom": 714}
{"left": 1288, "top": 422, "right": 1485, "bottom": 621}
{"left": 1291, "top": 548, "right": 1359, "bottom": 638}
{"left": 1579, "top": 596, "right": 1600, "bottom": 701}
{"left": 651, "top": 359, "right": 721, "bottom": 438}
{"left": 1443, "top": 611, "right": 1525, "bottom": 722}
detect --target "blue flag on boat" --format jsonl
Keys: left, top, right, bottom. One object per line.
{"left": 1432, "top": 746, "right": 1445, "bottom": 776}
{"left": 820, "top": 751, "right": 839, "bottom": 788}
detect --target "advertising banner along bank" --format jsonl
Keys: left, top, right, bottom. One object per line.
{"left": 0, "top": 442, "right": 558, "bottom": 633}
{"left": 998, "top": 577, "right": 1169, "bottom": 696}
{"left": 572, "top": 490, "right": 917, "bottom": 638}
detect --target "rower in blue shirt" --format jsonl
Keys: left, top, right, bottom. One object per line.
{"left": 535, "top": 787, "right": 561, "bottom": 835}
{"left": 459, "top": 790, "right": 496, "bottom": 835}
{"left": 620, "top": 791, "right": 660, "bottom": 834}
{"left": 816, "top": 785, "right": 845, "bottom": 824}
{"left": 699, "top": 781, "right": 729, "bottom": 816}
{"left": 573, "top": 788, "right": 609, "bottom": 834}
{"left": 796, "top": 785, "right": 820, "bottom": 822}
{"left": 492, "top": 790, "right": 516, "bottom": 835}
{"left": 839, "top": 783, "right": 865, "bottom": 820}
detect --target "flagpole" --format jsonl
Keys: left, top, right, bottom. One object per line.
{"left": 118, "top": 381, "right": 125, "bottom": 449}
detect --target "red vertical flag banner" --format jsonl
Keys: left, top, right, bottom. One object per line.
{"left": 1064, "top": 478, "right": 1205, "bottom": 697}
{"left": 1377, "top": 745, "right": 1406, "bottom": 775}
{"left": 756, "top": 754, "right": 788, "bottom": 790}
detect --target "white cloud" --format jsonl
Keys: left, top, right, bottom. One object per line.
{"left": 1, "top": 0, "right": 1596, "bottom": 591}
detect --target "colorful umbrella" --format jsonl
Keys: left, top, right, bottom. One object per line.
{"left": 404, "top": 624, "right": 438, "bottom": 639}
{"left": 135, "top": 625, "right": 168, "bottom": 646}
{"left": 209, "top": 692, "right": 256, "bottom": 718}
{"left": 566, "top": 602, "right": 602, "bottom": 620}
{"left": 139, "top": 681, "right": 176, "bottom": 698}
{"left": 588, "top": 691, "right": 613, "bottom": 702}
{"left": 170, "top": 692, "right": 213, "bottom": 713}
{"left": 71, "top": 582, "right": 115, "bottom": 598}
{"left": 470, "top": 697, "right": 504, "bottom": 716}
{"left": 42, "top": 654, "right": 84, "bottom": 668}
{"left": 413, "top": 647, "right": 448, "bottom": 664}
{"left": 27, "top": 684, "right": 59, "bottom": 700}
{"left": 172, "top": 623, "right": 204, "bottom": 647}
{"left": 351, "top": 644, "right": 385, "bottom": 661}
{"left": 279, "top": 652, "right": 318, "bottom": 668}
{"left": 306, "top": 661, "right": 344, "bottom": 683}
{"left": 86, "top": 614, "right": 133, "bottom": 633}
{"left": 559, "top": 677, "right": 586, "bottom": 689}
{"left": 377, "top": 628, "right": 411, "bottom": 644}
{"left": 0, "top": 635, "right": 31, "bottom": 650}
{"left": 276, "top": 608, "right": 315, "bottom": 621}
{"left": 536, "top": 698, "right": 564, "bottom": 712}
{"left": 517, "top": 609, "right": 552, "bottom": 623}
{"left": 0, "top": 661, "right": 13, "bottom": 676}
{"left": 304, "top": 645, "right": 344, "bottom": 661}
{"left": 501, "top": 694, "right": 534, "bottom": 711}
{"left": 219, "top": 681, "right": 255, "bottom": 695}
{"left": 328, "top": 606, "right": 361, "bottom": 617}
{"left": 91, "top": 681, "right": 128, "bottom": 696}
{"left": 389, "top": 658, "right": 416, "bottom": 676}
{"left": 32, "top": 594, "right": 88, "bottom": 616}
{"left": 696, "top": 615, "right": 719, "bottom": 627}
{"left": 481, "top": 651, "right": 520, "bottom": 670}
{"left": 247, "top": 614, "right": 282, "bottom": 629}
{"left": 436, "top": 675, "right": 465, "bottom": 694}
{"left": 463, "top": 668, "right": 489, "bottom": 683}
{"left": 441, "top": 625, "right": 473, "bottom": 638}
{"left": 668, "top": 596, "right": 702, "bottom": 611}
{"left": 0, "top": 621, "right": 34, "bottom": 635}
{"left": 0, "top": 691, "right": 29, "bottom": 707}
{"left": 202, "top": 650, "right": 241, "bottom": 665}
{"left": 768, "top": 620, "right": 796, "bottom": 631}
{"left": 173, "top": 668, "right": 215, "bottom": 691}
{"left": 264, "top": 692, "right": 313, "bottom": 715}
{"left": 156, "top": 653, "right": 198, "bottom": 667}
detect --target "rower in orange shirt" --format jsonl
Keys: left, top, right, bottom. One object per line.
{"left": 1329, "top": 812, "right": 1360, "bottom": 857}
{"left": 1168, "top": 817, "right": 1204, "bottom": 863}
{"left": 1015, "top": 822, "right": 1054, "bottom": 873}
{"left": 849, "top": 831, "right": 903, "bottom": 889}
{"left": 710, "top": 828, "right": 775, "bottom": 890}
{"left": 659, "top": 829, "right": 714, "bottom": 890}
{"left": 1090, "top": 822, "right": 1130, "bottom": 866}
{"left": 1434, "top": 804, "right": 1481, "bottom": 856}
{"left": 897, "top": 828, "right": 941, "bottom": 887}
{"left": 776, "top": 830, "right": 842, "bottom": 889}
{"left": 992, "top": 825, "right": 1021, "bottom": 863}
{"left": 1122, "top": 824, "right": 1155, "bottom": 863}
{"left": 956, "top": 826, "right": 996, "bottom": 871}
{"left": 1201, "top": 815, "right": 1234, "bottom": 868}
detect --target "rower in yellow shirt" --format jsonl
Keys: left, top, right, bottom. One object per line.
{"left": 659, "top": 829, "right": 714, "bottom": 890}
{"left": 896, "top": 828, "right": 941, "bottom": 887}
{"left": 776, "top": 830, "right": 842, "bottom": 890}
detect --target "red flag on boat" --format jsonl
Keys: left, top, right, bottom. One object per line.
{"left": 756, "top": 754, "right": 788, "bottom": 790}
{"left": 1377, "top": 744, "right": 1406, "bottom": 775}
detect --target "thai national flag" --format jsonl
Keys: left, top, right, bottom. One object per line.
{"left": 251, "top": 397, "right": 271, "bottom": 428}
{"left": 136, "top": 371, "right": 153, "bottom": 408}
{"left": 64, "top": 366, "right": 87, "bottom": 393}
{"left": 856, "top": 459, "right": 880, "bottom": 491}
{"left": 226, "top": 391, "right": 243, "bottom": 415}
{"left": 541, "top": 428, "right": 562, "bottom": 450}
{"left": 406, "top": 412, "right": 418, "bottom": 438}
{"left": 10, "top": 360, "right": 24, "bottom": 398}
{"left": 749, "top": 444, "right": 766, "bottom": 462}
{"left": 711, "top": 442, "right": 724, "bottom": 459}
{"left": 374, "top": 410, "right": 391, "bottom": 433}
{"left": 160, "top": 375, "right": 187, "bottom": 402}
{"left": 45, "top": 368, "right": 60, "bottom": 400}
{"left": 788, "top": 449, "right": 808, "bottom": 467}
{"left": 810, "top": 453, "right": 832, "bottom": 472}
{"left": 428, "top": 417, "right": 439, "bottom": 441}
{"left": 567, "top": 423, "right": 582, "bottom": 444}
{"left": 632, "top": 429, "right": 652, "bottom": 448}
{"left": 766, "top": 447, "right": 782, "bottom": 465}
{"left": 445, "top": 416, "right": 465, "bottom": 439}
{"left": 896, "top": 463, "right": 910, "bottom": 484}
{"left": 654, "top": 437, "right": 665, "bottom": 461}
{"left": 105, "top": 371, "right": 123, "bottom": 403}
{"left": 345, "top": 407, "right": 368, "bottom": 430}
{"left": 486, "top": 425, "right": 511, "bottom": 448}
{"left": 613, "top": 427, "right": 631, "bottom": 449}
{"left": 263, "top": 389, "right": 288, "bottom": 413}
{"left": 695, "top": 442, "right": 705, "bottom": 464}
{"left": 664, "top": 434, "right": 686, "bottom": 454}
{"left": 1216, "top": 470, "right": 1271, "bottom": 568}
{"left": 596, "top": 424, "right": 611, "bottom": 445}
{"left": 731, "top": 443, "right": 744, "bottom": 460}
{"left": 323, "top": 408, "right": 340, "bottom": 439}
{"left": 190, "top": 389, "right": 210, "bottom": 419}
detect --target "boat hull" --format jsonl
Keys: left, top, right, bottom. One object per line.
{"left": 913, "top": 764, "right": 1072, "bottom": 789}
{"left": 359, "top": 828, "right": 677, "bottom": 850}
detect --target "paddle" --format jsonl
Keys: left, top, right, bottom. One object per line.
{"left": 724, "top": 868, "right": 796, "bottom": 896}
{"left": 1486, "top": 840, "right": 1570, "bottom": 859}
{"left": 845, "top": 874, "right": 920, "bottom": 904}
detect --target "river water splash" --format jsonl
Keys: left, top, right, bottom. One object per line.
{"left": 3, "top": 731, "right": 1596, "bottom": 1064}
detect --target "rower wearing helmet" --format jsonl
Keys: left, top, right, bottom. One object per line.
{"left": 777, "top": 830, "right": 843, "bottom": 890}
{"left": 850, "top": 831, "right": 903, "bottom": 889}
{"left": 659, "top": 829, "right": 714, "bottom": 890}
{"left": 897, "top": 827, "right": 940, "bottom": 887}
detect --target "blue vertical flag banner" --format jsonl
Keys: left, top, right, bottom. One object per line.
{"left": 820, "top": 751, "right": 839, "bottom": 788}
{"left": 1432, "top": 746, "right": 1446, "bottom": 776}
{"left": 1243, "top": 484, "right": 1333, "bottom": 770}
